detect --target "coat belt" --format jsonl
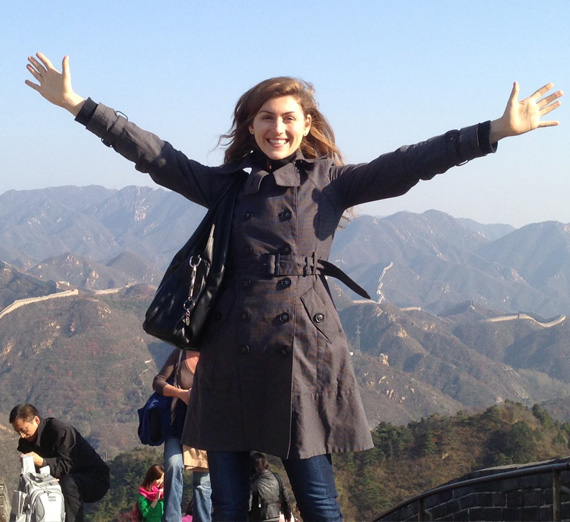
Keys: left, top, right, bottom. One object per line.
{"left": 230, "top": 253, "right": 371, "bottom": 299}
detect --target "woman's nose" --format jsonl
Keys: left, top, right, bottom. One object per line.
{"left": 274, "top": 118, "right": 285, "bottom": 134}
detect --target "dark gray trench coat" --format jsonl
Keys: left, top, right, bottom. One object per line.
{"left": 82, "top": 102, "right": 494, "bottom": 459}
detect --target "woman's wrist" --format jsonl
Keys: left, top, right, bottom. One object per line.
{"left": 62, "top": 93, "right": 86, "bottom": 116}
{"left": 489, "top": 117, "right": 510, "bottom": 143}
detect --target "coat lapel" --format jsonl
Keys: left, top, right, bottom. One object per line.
{"left": 244, "top": 161, "right": 302, "bottom": 195}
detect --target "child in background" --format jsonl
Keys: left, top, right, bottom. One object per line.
{"left": 137, "top": 465, "right": 165, "bottom": 522}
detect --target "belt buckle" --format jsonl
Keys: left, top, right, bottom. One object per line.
{"left": 303, "top": 253, "right": 317, "bottom": 276}
{"left": 265, "top": 253, "right": 281, "bottom": 277}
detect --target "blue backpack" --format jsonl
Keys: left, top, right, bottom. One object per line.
{"left": 137, "top": 351, "right": 182, "bottom": 446}
{"left": 137, "top": 391, "right": 172, "bottom": 446}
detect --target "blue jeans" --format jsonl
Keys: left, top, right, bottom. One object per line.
{"left": 208, "top": 451, "right": 342, "bottom": 522}
{"left": 193, "top": 470, "right": 212, "bottom": 522}
{"left": 163, "top": 435, "right": 212, "bottom": 522}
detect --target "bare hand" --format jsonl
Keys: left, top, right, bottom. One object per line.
{"left": 21, "top": 451, "right": 44, "bottom": 468}
{"left": 25, "top": 52, "right": 85, "bottom": 115}
{"left": 180, "top": 389, "right": 191, "bottom": 405}
{"left": 491, "top": 82, "right": 563, "bottom": 142}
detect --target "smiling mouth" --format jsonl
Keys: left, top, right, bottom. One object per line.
{"left": 268, "top": 139, "right": 288, "bottom": 145}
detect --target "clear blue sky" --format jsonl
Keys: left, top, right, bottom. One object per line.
{"left": 2, "top": 0, "right": 568, "bottom": 227}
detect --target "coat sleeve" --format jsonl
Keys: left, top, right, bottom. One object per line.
{"left": 137, "top": 494, "right": 156, "bottom": 519}
{"left": 77, "top": 100, "right": 224, "bottom": 208}
{"left": 274, "top": 472, "right": 293, "bottom": 520}
{"left": 331, "top": 123, "right": 496, "bottom": 209}
{"left": 42, "top": 423, "right": 76, "bottom": 478}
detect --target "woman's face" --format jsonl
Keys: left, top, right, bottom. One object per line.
{"left": 249, "top": 96, "right": 311, "bottom": 160}
{"left": 154, "top": 474, "right": 164, "bottom": 488}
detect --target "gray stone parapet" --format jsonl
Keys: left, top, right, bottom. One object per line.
{"left": 374, "top": 457, "right": 570, "bottom": 521}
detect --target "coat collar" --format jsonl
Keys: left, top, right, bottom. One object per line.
{"left": 222, "top": 150, "right": 319, "bottom": 195}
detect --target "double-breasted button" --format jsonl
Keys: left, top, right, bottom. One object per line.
{"left": 280, "top": 245, "right": 292, "bottom": 255}
{"left": 241, "top": 311, "right": 251, "bottom": 321}
{"left": 239, "top": 344, "right": 250, "bottom": 355}
{"left": 278, "top": 346, "right": 291, "bottom": 357}
{"left": 243, "top": 279, "right": 252, "bottom": 289}
{"left": 279, "top": 209, "right": 292, "bottom": 221}
{"left": 279, "top": 278, "right": 292, "bottom": 289}
{"left": 244, "top": 245, "right": 253, "bottom": 255}
{"left": 278, "top": 312, "right": 290, "bottom": 323}
{"left": 313, "top": 313, "right": 325, "bottom": 323}
{"left": 243, "top": 211, "right": 253, "bottom": 221}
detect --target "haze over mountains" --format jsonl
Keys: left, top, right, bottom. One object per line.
{"left": 2, "top": 184, "right": 570, "bottom": 487}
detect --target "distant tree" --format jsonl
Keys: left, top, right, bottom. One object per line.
{"left": 481, "top": 405, "right": 503, "bottom": 425}
{"left": 484, "top": 421, "right": 536, "bottom": 466}
{"left": 419, "top": 425, "right": 437, "bottom": 457}
{"left": 373, "top": 422, "right": 413, "bottom": 459}
{"left": 409, "top": 417, "right": 438, "bottom": 457}
{"left": 532, "top": 403, "right": 555, "bottom": 430}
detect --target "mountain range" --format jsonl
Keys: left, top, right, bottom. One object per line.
{"left": 2, "top": 185, "right": 570, "bottom": 489}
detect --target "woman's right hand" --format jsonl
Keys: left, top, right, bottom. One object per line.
{"left": 25, "top": 53, "right": 85, "bottom": 116}
{"left": 179, "top": 388, "right": 191, "bottom": 405}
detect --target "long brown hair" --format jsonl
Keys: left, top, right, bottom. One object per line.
{"left": 221, "top": 77, "right": 343, "bottom": 165}
{"left": 141, "top": 464, "right": 164, "bottom": 490}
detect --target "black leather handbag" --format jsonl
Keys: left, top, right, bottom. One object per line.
{"left": 143, "top": 178, "right": 242, "bottom": 349}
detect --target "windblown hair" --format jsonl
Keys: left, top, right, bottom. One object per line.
{"left": 9, "top": 403, "right": 39, "bottom": 424}
{"left": 221, "top": 77, "right": 343, "bottom": 165}
{"left": 141, "top": 464, "right": 164, "bottom": 490}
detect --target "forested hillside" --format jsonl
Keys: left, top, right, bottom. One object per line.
{"left": 81, "top": 402, "right": 570, "bottom": 521}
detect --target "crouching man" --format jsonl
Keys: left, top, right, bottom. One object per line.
{"left": 10, "top": 403, "right": 110, "bottom": 522}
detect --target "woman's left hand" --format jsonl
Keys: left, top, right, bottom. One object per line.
{"left": 491, "top": 82, "right": 563, "bottom": 142}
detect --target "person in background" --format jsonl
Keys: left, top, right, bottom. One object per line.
{"left": 137, "top": 464, "right": 165, "bottom": 522}
{"left": 153, "top": 348, "right": 211, "bottom": 522}
{"left": 24, "top": 51, "right": 562, "bottom": 521}
{"left": 249, "top": 453, "right": 292, "bottom": 522}
{"left": 10, "top": 403, "right": 110, "bottom": 522}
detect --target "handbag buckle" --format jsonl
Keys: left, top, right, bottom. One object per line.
{"left": 183, "top": 256, "right": 203, "bottom": 325}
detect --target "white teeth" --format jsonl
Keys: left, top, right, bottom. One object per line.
{"left": 269, "top": 139, "right": 287, "bottom": 145}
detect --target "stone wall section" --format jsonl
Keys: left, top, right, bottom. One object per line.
{"left": 0, "top": 478, "right": 10, "bottom": 522}
{"left": 376, "top": 457, "right": 570, "bottom": 521}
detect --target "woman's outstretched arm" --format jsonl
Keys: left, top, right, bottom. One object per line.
{"left": 490, "top": 82, "right": 563, "bottom": 142}
{"left": 25, "top": 52, "right": 85, "bottom": 116}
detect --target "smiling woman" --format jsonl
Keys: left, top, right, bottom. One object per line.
{"left": 220, "top": 76, "right": 344, "bottom": 166}
{"left": 248, "top": 97, "right": 311, "bottom": 160}
{"left": 24, "top": 51, "right": 562, "bottom": 522}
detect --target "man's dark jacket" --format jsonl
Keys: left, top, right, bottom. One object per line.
{"left": 17, "top": 417, "right": 109, "bottom": 481}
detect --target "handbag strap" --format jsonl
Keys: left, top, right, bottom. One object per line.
{"left": 170, "top": 350, "right": 185, "bottom": 417}
{"left": 173, "top": 349, "right": 184, "bottom": 389}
